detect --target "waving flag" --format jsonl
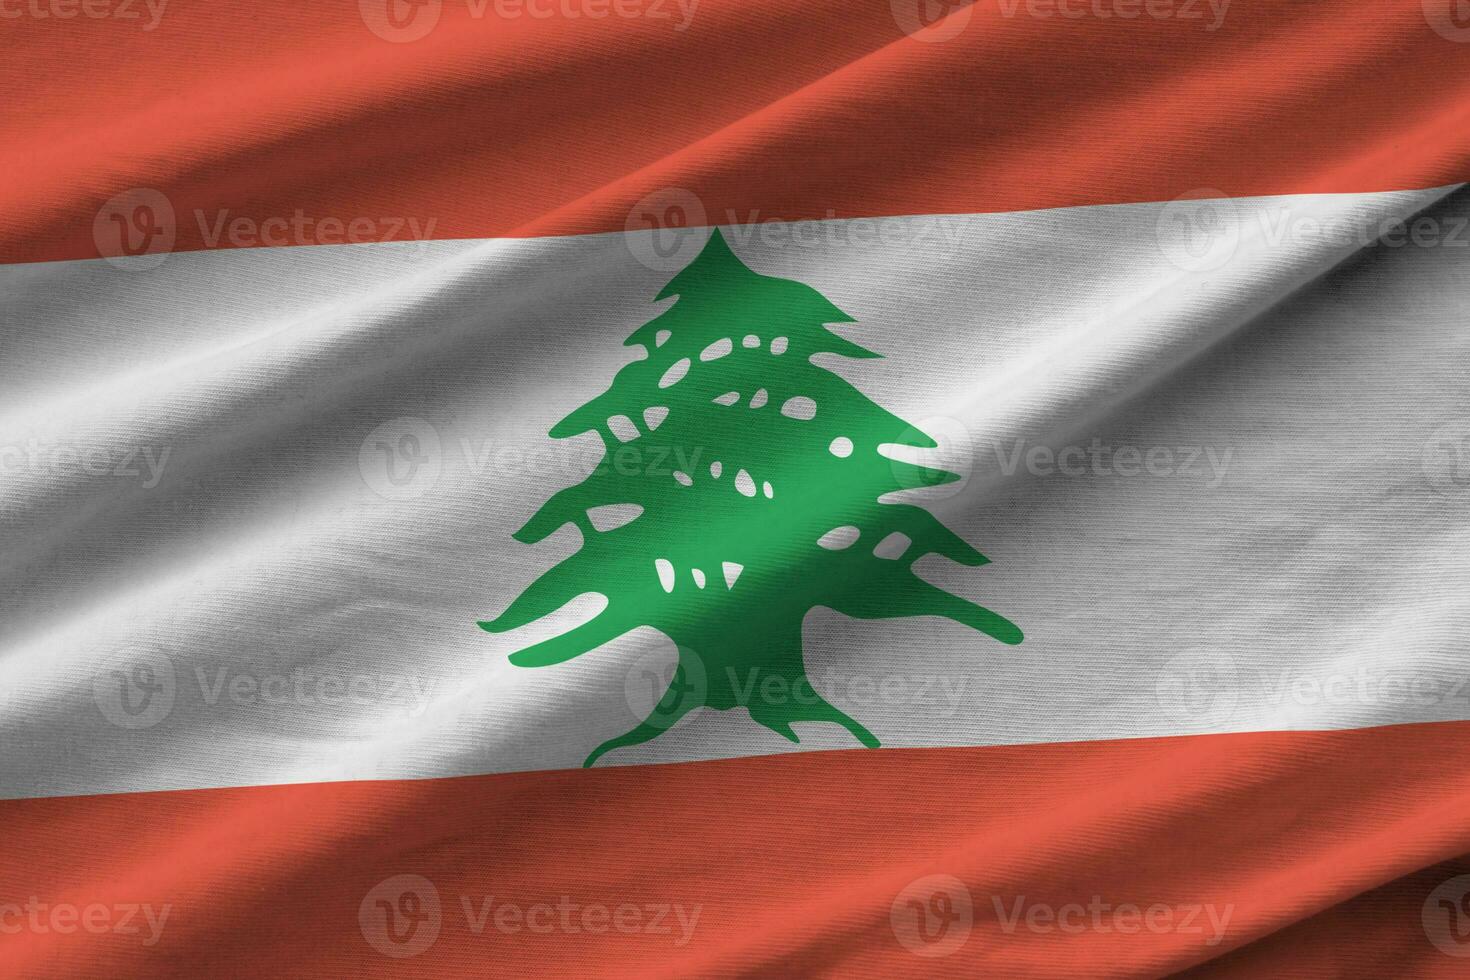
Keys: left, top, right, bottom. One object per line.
{"left": 3, "top": 1, "right": 1470, "bottom": 976}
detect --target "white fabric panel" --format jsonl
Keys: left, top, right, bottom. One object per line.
{"left": 0, "top": 185, "right": 1467, "bottom": 798}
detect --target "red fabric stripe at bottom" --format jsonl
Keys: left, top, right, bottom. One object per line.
{"left": 3, "top": 722, "right": 1470, "bottom": 978}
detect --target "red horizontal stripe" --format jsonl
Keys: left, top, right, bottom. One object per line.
{"left": 3, "top": 722, "right": 1470, "bottom": 977}
{"left": 1, "top": 0, "right": 1468, "bottom": 265}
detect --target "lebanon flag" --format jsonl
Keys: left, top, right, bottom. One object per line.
{"left": 4, "top": 1, "right": 1470, "bottom": 977}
